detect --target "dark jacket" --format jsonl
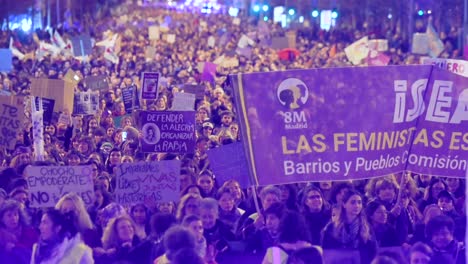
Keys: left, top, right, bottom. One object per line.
{"left": 246, "top": 228, "right": 279, "bottom": 255}
{"left": 372, "top": 223, "right": 400, "bottom": 247}
{"left": 204, "top": 219, "right": 236, "bottom": 246}
{"left": 322, "top": 222, "right": 378, "bottom": 264}
{"left": 430, "top": 240, "right": 466, "bottom": 264}
{"left": 303, "top": 208, "right": 331, "bottom": 245}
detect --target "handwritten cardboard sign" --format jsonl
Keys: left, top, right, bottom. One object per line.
{"left": 345, "top": 36, "right": 369, "bottom": 65}
{"left": 171, "top": 92, "right": 195, "bottom": 111}
{"left": 140, "top": 111, "right": 196, "bottom": 153}
{"left": 141, "top": 72, "right": 160, "bottom": 100}
{"left": 73, "top": 92, "right": 99, "bottom": 115}
{"left": 63, "top": 69, "right": 81, "bottom": 86}
{"left": 0, "top": 96, "right": 24, "bottom": 149}
{"left": 421, "top": 57, "right": 468, "bottom": 77}
{"left": 0, "top": 49, "right": 13, "bottom": 73}
{"left": 115, "top": 160, "right": 181, "bottom": 205}
{"left": 149, "top": 26, "right": 160, "bottom": 40}
{"left": 34, "top": 97, "right": 55, "bottom": 126}
{"left": 182, "top": 84, "right": 205, "bottom": 99}
{"left": 26, "top": 166, "right": 94, "bottom": 208}
{"left": 84, "top": 75, "right": 109, "bottom": 91}
{"left": 412, "top": 33, "right": 430, "bottom": 55}
{"left": 30, "top": 79, "right": 74, "bottom": 112}
{"left": 207, "top": 142, "right": 251, "bottom": 188}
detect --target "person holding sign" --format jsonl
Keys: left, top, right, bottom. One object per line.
{"left": 322, "top": 190, "right": 377, "bottom": 264}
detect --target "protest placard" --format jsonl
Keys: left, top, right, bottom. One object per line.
{"left": 233, "top": 18, "right": 240, "bottom": 25}
{"left": 73, "top": 92, "right": 99, "bottom": 115}
{"left": 231, "top": 65, "right": 468, "bottom": 186}
{"left": 412, "top": 33, "right": 429, "bottom": 55}
{"left": 426, "top": 24, "right": 444, "bottom": 58}
{"left": 345, "top": 36, "right": 369, "bottom": 65}
{"left": 201, "top": 62, "right": 217, "bottom": 82}
{"left": 115, "top": 160, "right": 181, "bottom": 205}
{"left": 25, "top": 166, "right": 94, "bottom": 208}
{"left": 145, "top": 46, "right": 156, "bottom": 61}
{"left": 368, "top": 39, "right": 388, "bottom": 52}
{"left": 367, "top": 51, "right": 390, "bottom": 66}
{"left": 84, "top": 75, "right": 109, "bottom": 91}
{"left": 141, "top": 72, "right": 160, "bottom": 100}
{"left": 237, "top": 34, "right": 254, "bottom": 49}
{"left": 140, "top": 111, "right": 196, "bottom": 153}
{"left": 149, "top": 26, "right": 160, "bottom": 40}
{"left": 286, "top": 31, "right": 297, "bottom": 49}
{"left": 70, "top": 35, "right": 93, "bottom": 57}
{"left": 63, "top": 69, "right": 81, "bottom": 86}
{"left": 30, "top": 79, "right": 74, "bottom": 112}
{"left": 421, "top": 57, "right": 468, "bottom": 77}
{"left": 271, "top": 37, "right": 290, "bottom": 50}
{"left": 182, "top": 84, "right": 205, "bottom": 99}
{"left": 58, "top": 112, "right": 71, "bottom": 126}
{"left": 34, "top": 97, "right": 55, "bottom": 125}
{"left": 171, "top": 92, "right": 195, "bottom": 111}
{"left": 122, "top": 85, "right": 135, "bottom": 113}
{"left": 207, "top": 36, "right": 215, "bottom": 48}
{"left": 0, "top": 49, "right": 13, "bottom": 73}
{"left": 166, "top": 34, "right": 176, "bottom": 44}
{"left": 0, "top": 96, "right": 24, "bottom": 149}
{"left": 207, "top": 142, "right": 251, "bottom": 188}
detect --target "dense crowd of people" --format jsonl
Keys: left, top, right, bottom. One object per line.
{"left": 0, "top": 1, "right": 466, "bottom": 264}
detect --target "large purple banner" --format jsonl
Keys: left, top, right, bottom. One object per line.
{"left": 140, "top": 111, "right": 196, "bottom": 153}
{"left": 231, "top": 65, "right": 468, "bottom": 186}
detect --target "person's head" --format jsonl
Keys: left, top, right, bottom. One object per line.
{"left": 409, "top": 242, "right": 433, "bottom": 264}
{"left": 334, "top": 190, "right": 371, "bottom": 242}
{"left": 278, "top": 210, "right": 311, "bottom": 243}
{"left": 366, "top": 201, "right": 388, "bottom": 225}
{"left": 102, "top": 214, "right": 136, "bottom": 249}
{"left": 216, "top": 187, "right": 235, "bottom": 212}
{"left": 287, "top": 246, "right": 323, "bottom": 264}
{"left": 260, "top": 186, "right": 281, "bottom": 210}
{"left": 94, "top": 183, "right": 112, "bottom": 208}
{"left": 182, "top": 215, "right": 204, "bottom": 241}
{"left": 55, "top": 193, "right": 94, "bottom": 232}
{"left": 437, "top": 190, "right": 455, "bottom": 212}
{"left": 151, "top": 213, "right": 177, "bottom": 238}
{"left": 108, "top": 148, "right": 122, "bottom": 165}
{"left": 163, "top": 225, "right": 196, "bottom": 261}
{"left": 0, "top": 199, "right": 29, "bottom": 230}
{"left": 9, "top": 188, "right": 28, "bottom": 205}
{"left": 199, "top": 198, "right": 218, "bottom": 229}
{"left": 202, "top": 122, "right": 214, "bottom": 137}
{"left": 130, "top": 203, "right": 149, "bottom": 225}
{"left": 427, "top": 178, "right": 447, "bottom": 200}
{"left": 66, "top": 151, "right": 82, "bottom": 166}
{"left": 157, "top": 202, "right": 176, "bottom": 214}
{"left": 182, "top": 184, "right": 203, "bottom": 197}
{"left": 39, "top": 209, "right": 77, "bottom": 242}
{"left": 341, "top": 190, "right": 363, "bottom": 220}
{"left": 176, "top": 193, "right": 201, "bottom": 221}
{"left": 197, "top": 170, "right": 215, "bottom": 196}
{"left": 171, "top": 248, "right": 205, "bottom": 264}
{"left": 180, "top": 169, "right": 196, "bottom": 192}
{"left": 220, "top": 111, "right": 234, "bottom": 126}
{"left": 121, "top": 155, "right": 134, "bottom": 163}
{"left": 422, "top": 204, "right": 443, "bottom": 224}
{"left": 107, "top": 127, "right": 115, "bottom": 138}
{"left": 222, "top": 180, "right": 244, "bottom": 202}
{"left": 374, "top": 179, "right": 397, "bottom": 203}
{"left": 330, "top": 182, "right": 353, "bottom": 205}
{"left": 425, "top": 215, "right": 455, "bottom": 249}
{"left": 264, "top": 202, "right": 286, "bottom": 234}
{"left": 87, "top": 117, "right": 99, "bottom": 131}
{"left": 445, "top": 177, "right": 460, "bottom": 193}
{"left": 302, "top": 186, "right": 327, "bottom": 213}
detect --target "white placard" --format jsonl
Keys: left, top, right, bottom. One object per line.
{"left": 171, "top": 92, "right": 196, "bottom": 111}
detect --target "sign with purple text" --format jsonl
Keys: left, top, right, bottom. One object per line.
{"left": 115, "top": 160, "right": 180, "bottom": 205}
{"left": 25, "top": 166, "right": 94, "bottom": 208}
{"left": 141, "top": 72, "right": 160, "bottom": 100}
{"left": 231, "top": 65, "right": 468, "bottom": 186}
{"left": 421, "top": 58, "right": 468, "bottom": 78}
{"left": 140, "top": 111, "right": 196, "bottom": 153}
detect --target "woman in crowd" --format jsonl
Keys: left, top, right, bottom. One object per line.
{"left": 156, "top": 202, "right": 176, "bottom": 215}
{"left": 176, "top": 193, "right": 202, "bottom": 222}
{"left": 31, "top": 209, "right": 93, "bottom": 263}
{"left": 56, "top": 194, "right": 99, "bottom": 249}
{"left": 279, "top": 184, "right": 298, "bottom": 211}
{"left": 197, "top": 170, "right": 217, "bottom": 198}
{"left": 182, "top": 215, "right": 207, "bottom": 259}
{"left": 247, "top": 202, "right": 286, "bottom": 255}
{"left": 262, "top": 211, "right": 314, "bottom": 264}
{"left": 130, "top": 203, "right": 151, "bottom": 240}
{"left": 88, "top": 184, "right": 113, "bottom": 223}
{"left": 0, "top": 199, "right": 38, "bottom": 262}
{"left": 300, "top": 186, "right": 331, "bottom": 245}
{"left": 216, "top": 186, "right": 245, "bottom": 234}
{"left": 425, "top": 215, "right": 465, "bottom": 264}
{"left": 154, "top": 225, "right": 197, "bottom": 264}
{"left": 322, "top": 190, "right": 377, "bottom": 264}
{"left": 101, "top": 214, "right": 153, "bottom": 263}
{"left": 365, "top": 201, "right": 399, "bottom": 247}
{"left": 199, "top": 198, "right": 235, "bottom": 246}
{"left": 418, "top": 178, "right": 447, "bottom": 212}
{"left": 329, "top": 182, "right": 354, "bottom": 206}
{"left": 221, "top": 180, "right": 247, "bottom": 211}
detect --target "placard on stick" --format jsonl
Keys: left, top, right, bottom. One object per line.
{"left": 84, "top": 75, "right": 109, "bottom": 91}
{"left": 25, "top": 165, "right": 94, "bottom": 208}
{"left": 0, "top": 96, "right": 24, "bottom": 149}
{"left": 115, "top": 160, "right": 181, "bottom": 205}
{"left": 0, "top": 49, "right": 13, "bottom": 73}
{"left": 70, "top": 35, "right": 93, "bottom": 57}
{"left": 141, "top": 72, "right": 160, "bottom": 100}
{"left": 34, "top": 97, "right": 55, "bottom": 125}
{"left": 139, "top": 111, "right": 196, "bottom": 153}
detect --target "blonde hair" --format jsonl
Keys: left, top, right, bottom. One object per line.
{"left": 102, "top": 215, "right": 135, "bottom": 249}
{"left": 176, "top": 193, "right": 201, "bottom": 221}
{"left": 55, "top": 193, "right": 94, "bottom": 232}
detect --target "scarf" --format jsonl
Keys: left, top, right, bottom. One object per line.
{"left": 340, "top": 217, "right": 360, "bottom": 248}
